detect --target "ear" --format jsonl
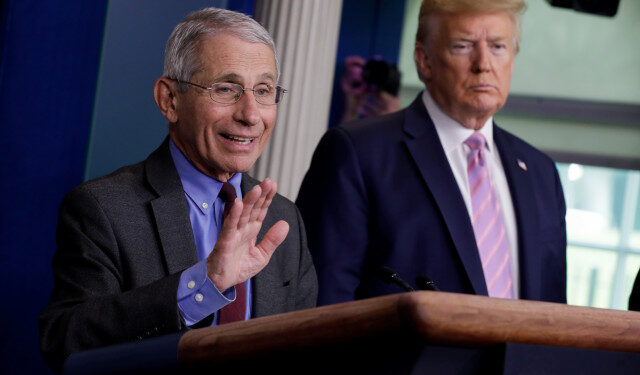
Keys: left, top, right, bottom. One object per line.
{"left": 414, "top": 42, "right": 433, "bottom": 82}
{"left": 153, "top": 77, "right": 179, "bottom": 123}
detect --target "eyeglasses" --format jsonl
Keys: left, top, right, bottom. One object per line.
{"left": 173, "top": 79, "right": 287, "bottom": 105}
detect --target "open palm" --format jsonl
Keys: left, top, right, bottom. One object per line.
{"left": 206, "top": 178, "right": 289, "bottom": 292}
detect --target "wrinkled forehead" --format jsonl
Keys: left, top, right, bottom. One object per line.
{"left": 436, "top": 12, "right": 512, "bottom": 34}
{"left": 422, "top": 11, "right": 517, "bottom": 47}
{"left": 194, "top": 34, "right": 277, "bottom": 82}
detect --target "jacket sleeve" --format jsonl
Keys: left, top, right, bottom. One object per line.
{"left": 39, "top": 186, "right": 186, "bottom": 372}
{"left": 296, "top": 127, "right": 370, "bottom": 306}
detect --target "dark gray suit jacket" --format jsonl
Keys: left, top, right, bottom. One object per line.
{"left": 39, "top": 139, "right": 317, "bottom": 371}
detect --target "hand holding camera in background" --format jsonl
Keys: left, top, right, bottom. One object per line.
{"left": 340, "top": 55, "right": 401, "bottom": 123}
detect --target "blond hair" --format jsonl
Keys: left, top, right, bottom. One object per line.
{"left": 415, "top": 0, "right": 526, "bottom": 51}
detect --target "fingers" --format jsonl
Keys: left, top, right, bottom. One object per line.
{"left": 257, "top": 179, "right": 277, "bottom": 222}
{"left": 218, "top": 198, "right": 243, "bottom": 241}
{"left": 250, "top": 179, "right": 269, "bottom": 222}
{"left": 237, "top": 184, "right": 261, "bottom": 228}
{"left": 256, "top": 220, "right": 289, "bottom": 258}
{"left": 220, "top": 178, "right": 277, "bottom": 240}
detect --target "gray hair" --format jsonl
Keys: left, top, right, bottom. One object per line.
{"left": 163, "top": 7, "right": 278, "bottom": 91}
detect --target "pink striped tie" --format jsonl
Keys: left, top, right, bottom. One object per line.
{"left": 465, "top": 132, "right": 514, "bottom": 299}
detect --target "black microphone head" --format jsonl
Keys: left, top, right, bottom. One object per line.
{"left": 377, "top": 266, "right": 414, "bottom": 292}
{"left": 416, "top": 275, "right": 439, "bottom": 291}
{"left": 377, "top": 266, "right": 398, "bottom": 284}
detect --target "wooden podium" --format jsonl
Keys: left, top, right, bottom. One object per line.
{"left": 65, "top": 291, "right": 640, "bottom": 374}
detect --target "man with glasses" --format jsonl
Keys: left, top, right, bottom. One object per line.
{"left": 39, "top": 8, "right": 317, "bottom": 372}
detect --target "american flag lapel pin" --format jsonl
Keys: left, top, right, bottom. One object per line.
{"left": 517, "top": 159, "right": 527, "bottom": 171}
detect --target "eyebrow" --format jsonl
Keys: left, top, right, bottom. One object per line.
{"left": 487, "top": 35, "right": 509, "bottom": 43}
{"left": 451, "top": 35, "right": 509, "bottom": 42}
{"left": 451, "top": 37, "right": 475, "bottom": 43}
{"left": 449, "top": 36, "right": 510, "bottom": 46}
{"left": 210, "top": 72, "right": 277, "bottom": 84}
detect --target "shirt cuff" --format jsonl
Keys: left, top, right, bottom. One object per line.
{"left": 177, "top": 259, "right": 236, "bottom": 326}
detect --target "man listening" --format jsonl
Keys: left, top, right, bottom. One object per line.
{"left": 298, "top": 0, "right": 566, "bottom": 306}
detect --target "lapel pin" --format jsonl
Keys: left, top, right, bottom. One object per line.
{"left": 517, "top": 159, "right": 527, "bottom": 171}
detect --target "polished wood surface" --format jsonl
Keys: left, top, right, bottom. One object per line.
{"left": 178, "top": 291, "right": 640, "bottom": 366}
{"left": 403, "top": 292, "right": 640, "bottom": 351}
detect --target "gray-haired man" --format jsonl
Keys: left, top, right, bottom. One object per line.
{"left": 39, "top": 8, "right": 317, "bottom": 371}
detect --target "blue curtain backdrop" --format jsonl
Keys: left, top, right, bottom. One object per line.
{"left": 0, "top": 0, "right": 108, "bottom": 373}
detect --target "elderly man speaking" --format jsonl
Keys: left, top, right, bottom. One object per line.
{"left": 40, "top": 8, "right": 317, "bottom": 372}
{"left": 298, "top": 0, "right": 566, "bottom": 307}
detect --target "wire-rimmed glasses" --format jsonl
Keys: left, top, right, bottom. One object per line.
{"left": 173, "top": 79, "right": 287, "bottom": 105}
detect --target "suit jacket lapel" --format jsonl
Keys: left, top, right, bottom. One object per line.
{"left": 403, "top": 97, "right": 488, "bottom": 296}
{"left": 240, "top": 175, "right": 286, "bottom": 317}
{"left": 494, "top": 126, "right": 541, "bottom": 300}
{"left": 145, "top": 138, "right": 198, "bottom": 274}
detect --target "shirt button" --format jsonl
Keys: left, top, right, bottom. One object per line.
{"left": 187, "top": 281, "right": 195, "bottom": 289}
{"left": 202, "top": 202, "right": 208, "bottom": 209}
{"left": 195, "top": 293, "right": 204, "bottom": 302}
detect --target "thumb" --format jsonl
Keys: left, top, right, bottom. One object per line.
{"left": 257, "top": 220, "right": 289, "bottom": 256}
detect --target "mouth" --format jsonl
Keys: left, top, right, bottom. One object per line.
{"left": 221, "top": 134, "right": 255, "bottom": 145}
{"left": 470, "top": 84, "right": 494, "bottom": 91}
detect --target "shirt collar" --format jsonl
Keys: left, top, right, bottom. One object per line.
{"left": 421, "top": 90, "right": 494, "bottom": 153}
{"left": 169, "top": 138, "right": 242, "bottom": 214}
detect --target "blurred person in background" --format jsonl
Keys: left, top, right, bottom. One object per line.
{"left": 339, "top": 55, "right": 402, "bottom": 123}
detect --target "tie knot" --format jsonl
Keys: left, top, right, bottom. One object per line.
{"left": 219, "top": 182, "right": 236, "bottom": 203}
{"left": 465, "top": 132, "right": 486, "bottom": 151}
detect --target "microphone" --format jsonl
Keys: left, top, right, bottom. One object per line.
{"left": 415, "top": 275, "right": 440, "bottom": 291}
{"left": 377, "top": 266, "right": 414, "bottom": 292}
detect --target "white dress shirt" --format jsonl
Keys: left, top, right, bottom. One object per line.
{"left": 422, "top": 90, "right": 520, "bottom": 298}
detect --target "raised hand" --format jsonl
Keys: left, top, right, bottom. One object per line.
{"left": 206, "top": 178, "right": 289, "bottom": 292}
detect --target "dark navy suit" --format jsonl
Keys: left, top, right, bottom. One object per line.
{"left": 297, "top": 95, "right": 566, "bottom": 306}
{"left": 630, "top": 270, "right": 640, "bottom": 311}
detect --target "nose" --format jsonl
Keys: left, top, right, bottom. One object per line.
{"left": 471, "top": 43, "right": 491, "bottom": 74}
{"left": 232, "top": 90, "right": 261, "bottom": 126}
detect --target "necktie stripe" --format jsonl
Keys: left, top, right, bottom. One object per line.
{"left": 472, "top": 190, "right": 495, "bottom": 228}
{"left": 465, "top": 132, "right": 514, "bottom": 299}
{"left": 469, "top": 167, "right": 489, "bottom": 196}
{"left": 467, "top": 154, "right": 480, "bottom": 172}
{"left": 482, "top": 225, "right": 507, "bottom": 268}
{"left": 496, "top": 278, "right": 513, "bottom": 298}
{"left": 487, "top": 249, "right": 510, "bottom": 290}
{"left": 476, "top": 198, "right": 501, "bottom": 247}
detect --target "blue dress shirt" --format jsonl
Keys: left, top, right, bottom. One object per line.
{"left": 169, "top": 139, "right": 252, "bottom": 326}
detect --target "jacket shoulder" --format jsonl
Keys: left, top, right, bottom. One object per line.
{"left": 62, "top": 159, "right": 153, "bottom": 211}
{"left": 339, "top": 109, "right": 406, "bottom": 139}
